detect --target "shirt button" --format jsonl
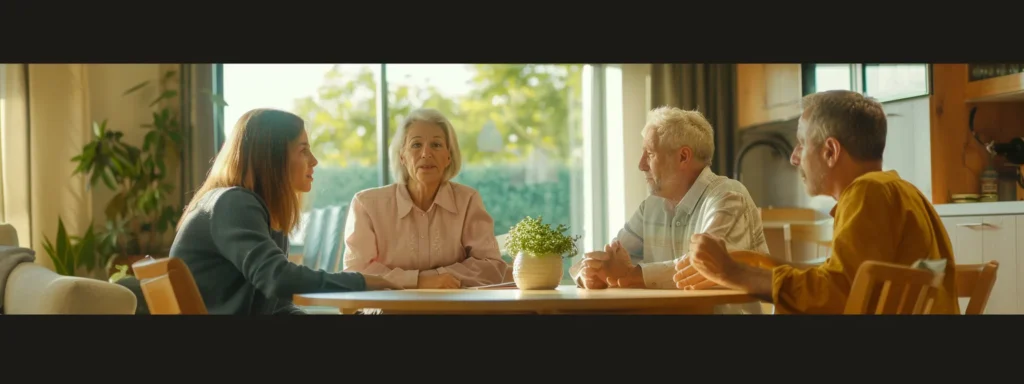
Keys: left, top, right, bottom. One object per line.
{"left": 675, "top": 221, "right": 682, "bottom": 226}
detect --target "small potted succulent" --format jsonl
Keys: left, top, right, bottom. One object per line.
{"left": 505, "top": 216, "right": 581, "bottom": 290}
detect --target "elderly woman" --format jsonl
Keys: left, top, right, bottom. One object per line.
{"left": 342, "top": 108, "right": 507, "bottom": 289}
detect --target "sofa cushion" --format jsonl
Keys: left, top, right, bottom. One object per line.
{"left": 4, "top": 262, "right": 137, "bottom": 314}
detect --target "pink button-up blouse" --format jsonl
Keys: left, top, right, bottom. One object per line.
{"left": 342, "top": 181, "right": 508, "bottom": 288}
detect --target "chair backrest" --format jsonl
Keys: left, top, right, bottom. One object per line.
{"left": 844, "top": 260, "right": 943, "bottom": 314}
{"left": 319, "top": 204, "right": 348, "bottom": 272}
{"left": 299, "top": 204, "right": 349, "bottom": 272}
{"left": 955, "top": 261, "right": 999, "bottom": 315}
{"left": 132, "top": 256, "right": 207, "bottom": 315}
{"left": 301, "top": 208, "right": 328, "bottom": 270}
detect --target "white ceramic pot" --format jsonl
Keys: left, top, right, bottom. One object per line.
{"left": 512, "top": 251, "right": 562, "bottom": 290}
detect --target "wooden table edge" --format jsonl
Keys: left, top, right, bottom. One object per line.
{"left": 293, "top": 289, "right": 760, "bottom": 314}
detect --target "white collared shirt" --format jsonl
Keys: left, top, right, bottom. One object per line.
{"left": 573, "top": 167, "right": 770, "bottom": 314}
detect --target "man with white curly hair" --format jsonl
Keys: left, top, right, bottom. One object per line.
{"left": 570, "top": 106, "right": 768, "bottom": 314}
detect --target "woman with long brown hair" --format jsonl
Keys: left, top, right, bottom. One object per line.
{"left": 162, "top": 108, "right": 399, "bottom": 314}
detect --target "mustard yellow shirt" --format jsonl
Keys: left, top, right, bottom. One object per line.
{"left": 770, "top": 170, "right": 959, "bottom": 314}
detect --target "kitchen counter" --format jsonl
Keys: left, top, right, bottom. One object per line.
{"left": 933, "top": 200, "right": 1024, "bottom": 217}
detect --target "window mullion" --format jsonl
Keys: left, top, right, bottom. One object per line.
{"left": 376, "top": 64, "right": 390, "bottom": 186}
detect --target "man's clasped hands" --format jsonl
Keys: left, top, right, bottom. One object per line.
{"left": 578, "top": 234, "right": 743, "bottom": 291}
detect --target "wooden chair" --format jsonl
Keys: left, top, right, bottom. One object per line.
{"left": 734, "top": 251, "right": 994, "bottom": 315}
{"left": 132, "top": 256, "right": 208, "bottom": 315}
{"left": 844, "top": 260, "right": 944, "bottom": 314}
{"left": 955, "top": 261, "right": 999, "bottom": 315}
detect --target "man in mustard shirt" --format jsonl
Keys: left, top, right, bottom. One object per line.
{"left": 673, "top": 90, "right": 959, "bottom": 314}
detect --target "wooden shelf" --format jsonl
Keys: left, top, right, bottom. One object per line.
{"left": 965, "top": 72, "right": 1024, "bottom": 102}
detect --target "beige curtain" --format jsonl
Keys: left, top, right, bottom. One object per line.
{"left": 1, "top": 63, "right": 216, "bottom": 270}
{"left": 0, "top": 64, "right": 94, "bottom": 267}
{"left": 0, "top": 64, "right": 27, "bottom": 240}
{"left": 649, "top": 64, "right": 737, "bottom": 178}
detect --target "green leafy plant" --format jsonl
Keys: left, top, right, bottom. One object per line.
{"left": 505, "top": 216, "right": 581, "bottom": 258}
{"left": 71, "top": 70, "right": 182, "bottom": 263}
{"left": 41, "top": 218, "right": 100, "bottom": 276}
{"left": 42, "top": 67, "right": 226, "bottom": 278}
{"left": 69, "top": 69, "right": 227, "bottom": 266}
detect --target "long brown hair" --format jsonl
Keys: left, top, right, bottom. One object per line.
{"left": 180, "top": 108, "right": 305, "bottom": 237}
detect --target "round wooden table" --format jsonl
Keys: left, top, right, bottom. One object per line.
{"left": 293, "top": 285, "right": 759, "bottom": 314}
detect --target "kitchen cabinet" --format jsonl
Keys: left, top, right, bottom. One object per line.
{"left": 940, "top": 213, "right": 1020, "bottom": 314}
{"left": 965, "top": 67, "right": 1024, "bottom": 103}
{"left": 736, "top": 64, "right": 803, "bottom": 129}
{"left": 929, "top": 64, "right": 1024, "bottom": 204}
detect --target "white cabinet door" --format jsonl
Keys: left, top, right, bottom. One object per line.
{"left": 941, "top": 214, "right": 1021, "bottom": 314}
{"left": 979, "top": 215, "right": 1017, "bottom": 314}
{"left": 941, "top": 216, "right": 985, "bottom": 312}
{"left": 1016, "top": 216, "right": 1024, "bottom": 314}
{"left": 942, "top": 216, "right": 986, "bottom": 265}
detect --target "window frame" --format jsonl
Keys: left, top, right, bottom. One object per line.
{"left": 213, "top": 63, "right": 226, "bottom": 151}
{"left": 802, "top": 63, "right": 932, "bottom": 103}
{"left": 210, "top": 63, "right": 614, "bottom": 249}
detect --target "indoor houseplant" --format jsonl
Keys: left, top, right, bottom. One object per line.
{"left": 505, "top": 216, "right": 581, "bottom": 290}
{"left": 70, "top": 69, "right": 187, "bottom": 277}
{"left": 43, "top": 67, "right": 224, "bottom": 279}
{"left": 42, "top": 218, "right": 102, "bottom": 278}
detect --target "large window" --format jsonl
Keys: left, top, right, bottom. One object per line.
{"left": 863, "top": 64, "right": 930, "bottom": 102}
{"left": 803, "top": 63, "right": 930, "bottom": 102}
{"left": 220, "top": 64, "right": 588, "bottom": 280}
{"left": 384, "top": 64, "right": 585, "bottom": 244}
{"left": 223, "top": 64, "right": 382, "bottom": 226}
{"left": 812, "top": 64, "right": 855, "bottom": 92}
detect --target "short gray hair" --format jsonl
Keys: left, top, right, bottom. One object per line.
{"left": 642, "top": 106, "right": 715, "bottom": 164}
{"left": 800, "top": 90, "right": 887, "bottom": 161}
{"left": 389, "top": 108, "right": 462, "bottom": 184}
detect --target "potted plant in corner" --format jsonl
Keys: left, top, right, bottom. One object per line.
{"left": 70, "top": 69, "right": 187, "bottom": 277}
{"left": 41, "top": 218, "right": 104, "bottom": 279}
{"left": 505, "top": 216, "right": 581, "bottom": 290}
